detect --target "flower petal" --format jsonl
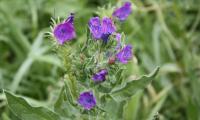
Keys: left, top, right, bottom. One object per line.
{"left": 113, "top": 2, "right": 132, "bottom": 21}
{"left": 78, "top": 91, "right": 96, "bottom": 110}
{"left": 88, "top": 17, "right": 102, "bottom": 39}
{"left": 53, "top": 14, "right": 76, "bottom": 44}
{"left": 116, "top": 44, "right": 133, "bottom": 64}
{"left": 102, "top": 17, "right": 116, "bottom": 34}
{"left": 92, "top": 69, "right": 108, "bottom": 82}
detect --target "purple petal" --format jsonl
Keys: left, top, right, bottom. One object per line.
{"left": 101, "top": 34, "right": 110, "bottom": 43}
{"left": 102, "top": 17, "right": 116, "bottom": 34}
{"left": 116, "top": 44, "right": 133, "bottom": 64}
{"left": 92, "top": 69, "right": 108, "bottom": 82}
{"left": 78, "top": 91, "right": 96, "bottom": 110}
{"left": 88, "top": 17, "right": 102, "bottom": 39}
{"left": 65, "top": 13, "right": 74, "bottom": 24}
{"left": 113, "top": 2, "right": 132, "bottom": 21}
{"left": 115, "top": 33, "right": 121, "bottom": 50}
{"left": 53, "top": 14, "right": 76, "bottom": 44}
{"left": 98, "top": 69, "right": 108, "bottom": 75}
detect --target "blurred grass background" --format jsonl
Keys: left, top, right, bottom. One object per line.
{"left": 0, "top": 0, "right": 200, "bottom": 120}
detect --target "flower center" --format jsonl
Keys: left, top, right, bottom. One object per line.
{"left": 86, "top": 98, "right": 93, "bottom": 103}
{"left": 61, "top": 28, "right": 66, "bottom": 34}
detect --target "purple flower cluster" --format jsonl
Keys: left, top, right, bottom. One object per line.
{"left": 52, "top": 2, "right": 133, "bottom": 110}
{"left": 77, "top": 2, "right": 133, "bottom": 110}
{"left": 53, "top": 2, "right": 132, "bottom": 44}
{"left": 78, "top": 91, "right": 96, "bottom": 110}
{"left": 89, "top": 17, "right": 116, "bottom": 42}
{"left": 78, "top": 70, "right": 107, "bottom": 110}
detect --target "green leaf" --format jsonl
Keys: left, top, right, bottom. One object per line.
{"left": 54, "top": 87, "right": 67, "bottom": 115}
{"left": 4, "top": 91, "right": 61, "bottom": 120}
{"left": 123, "top": 91, "right": 143, "bottom": 120}
{"left": 54, "top": 87, "right": 79, "bottom": 119}
{"left": 103, "top": 98, "right": 126, "bottom": 119}
{"left": 186, "top": 99, "right": 199, "bottom": 120}
{"left": 64, "top": 75, "right": 77, "bottom": 106}
{"left": 110, "top": 67, "right": 159, "bottom": 102}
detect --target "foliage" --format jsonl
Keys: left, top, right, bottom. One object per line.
{"left": 4, "top": 67, "right": 158, "bottom": 119}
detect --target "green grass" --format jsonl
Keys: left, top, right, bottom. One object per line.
{"left": 0, "top": 0, "right": 200, "bottom": 119}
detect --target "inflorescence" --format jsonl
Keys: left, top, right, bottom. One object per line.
{"left": 52, "top": 1, "right": 133, "bottom": 110}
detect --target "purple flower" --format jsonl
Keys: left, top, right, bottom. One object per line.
{"left": 116, "top": 44, "right": 133, "bottom": 64}
{"left": 88, "top": 17, "right": 102, "bottom": 39}
{"left": 53, "top": 14, "right": 76, "bottom": 44}
{"left": 92, "top": 69, "right": 108, "bottom": 82}
{"left": 88, "top": 17, "right": 116, "bottom": 41}
{"left": 78, "top": 91, "right": 96, "bottom": 110}
{"left": 113, "top": 2, "right": 132, "bottom": 21}
{"left": 102, "top": 17, "right": 116, "bottom": 34}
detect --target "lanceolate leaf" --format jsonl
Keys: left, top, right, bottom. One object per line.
{"left": 4, "top": 91, "right": 61, "bottom": 120}
{"left": 110, "top": 67, "right": 159, "bottom": 102}
{"left": 54, "top": 87, "right": 79, "bottom": 119}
